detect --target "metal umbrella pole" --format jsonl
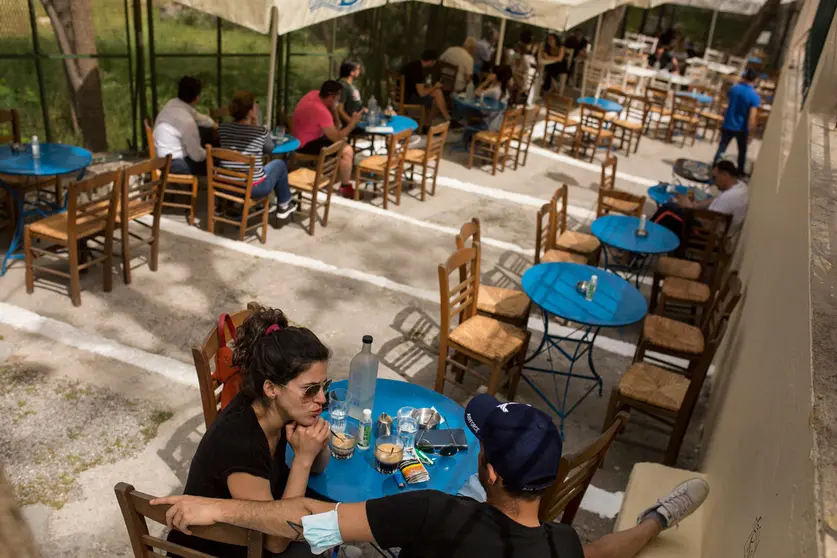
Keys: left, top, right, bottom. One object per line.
{"left": 266, "top": 6, "right": 280, "bottom": 129}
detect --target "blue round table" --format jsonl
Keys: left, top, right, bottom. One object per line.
{"left": 286, "top": 379, "right": 478, "bottom": 502}
{"left": 0, "top": 143, "right": 92, "bottom": 275}
{"left": 271, "top": 135, "right": 300, "bottom": 155}
{"left": 647, "top": 183, "right": 712, "bottom": 206}
{"left": 676, "top": 91, "right": 713, "bottom": 104}
{"left": 577, "top": 97, "right": 623, "bottom": 113}
{"left": 357, "top": 115, "right": 419, "bottom": 135}
{"left": 592, "top": 215, "right": 680, "bottom": 287}
{"left": 521, "top": 263, "right": 647, "bottom": 430}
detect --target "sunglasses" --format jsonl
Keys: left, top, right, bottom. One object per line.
{"left": 416, "top": 415, "right": 458, "bottom": 457}
{"left": 287, "top": 379, "right": 332, "bottom": 400}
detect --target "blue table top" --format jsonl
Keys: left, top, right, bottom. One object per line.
{"left": 749, "top": 56, "right": 763, "bottom": 64}
{"left": 0, "top": 143, "right": 92, "bottom": 177}
{"left": 271, "top": 135, "right": 300, "bottom": 155}
{"left": 648, "top": 183, "right": 712, "bottom": 205}
{"left": 592, "top": 215, "right": 680, "bottom": 255}
{"left": 357, "top": 115, "right": 418, "bottom": 135}
{"left": 453, "top": 94, "right": 507, "bottom": 113}
{"left": 676, "top": 91, "right": 713, "bottom": 104}
{"left": 286, "top": 379, "right": 478, "bottom": 503}
{"left": 577, "top": 97, "right": 623, "bottom": 113}
{"left": 522, "top": 263, "right": 647, "bottom": 327}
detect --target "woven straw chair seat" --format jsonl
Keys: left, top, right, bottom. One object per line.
{"left": 477, "top": 286, "right": 530, "bottom": 321}
{"left": 288, "top": 168, "right": 330, "bottom": 192}
{"left": 643, "top": 315, "right": 704, "bottom": 354}
{"left": 580, "top": 126, "right": 613, "bottom": 137}
{"left": 602, "top": 196, "right": 641, "bottom": 215}
{"left": 555, "top": 230, "right": 601, "bottom": 255}
{"left": 29, "top": 200, "right": 110, "bottom": 241}
{"left": 449, "top": 315, "right": 527, "bottom": 362}
{"left": 618, "top": 362, "right": 689, "bottom": 412}
{"left": 475, "top": 130, "right": 503, "bottom": 144}
{"left": 542, "top": 249, "right": 587, "bottom": 264}
{"left": 662, "top": 277, "right": 710, "bottom": 303}
{"left": 404, "top": 149, "right": 427, "bottom": 164}
{"left": 649, "top": 107, "right": 672, "bottom": 116}
{"left": 672, "top": 114, "right": 700, "bottom": 125}
{"left": 656, "top": 256, "right": 701, "bottom": 280}
{"left": 546, "top": 115, "right": 579, "bottom": 127}
{"left": 357, "top": 155, "right": 393, "bottom": 173}
{"left": 699, "top": 111, "right": 723, "bottom": 122}
{"left": 613, "top": 119, "right": 643, "bottom": 131}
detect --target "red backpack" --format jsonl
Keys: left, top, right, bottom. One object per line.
{"left": 212, "top": 314, "right": 242, "bottom": 409}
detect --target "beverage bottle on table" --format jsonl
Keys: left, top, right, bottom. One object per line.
{"left": 465, "top": 82, "right": 475, "bottom": 100}
{"left": 367, "top": 96, "right": 379, "bottom": 127}
{"left": 358, "top": 409, "right": 373, "bottom": 450}
{"left": 586, "top": 275, "right": 597, "bottom": 301}
{"left": 348, "top": 335, "right": 378, "bottom": 420}
{"left": 31, "top": 136, "right": 40, "bottom": 159}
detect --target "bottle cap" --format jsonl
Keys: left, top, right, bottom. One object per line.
{"left": 363, "top": 335, "right": 373, "bottom": 344}
{"left": 363, "top": 409, "right": 372, "bottom": 419}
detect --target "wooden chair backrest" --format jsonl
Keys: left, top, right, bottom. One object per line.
{"left": 121, "top": 156, "right": 171, "bottom": 223}
{"left": 681, "top": 209, "right": 733, "bottom": 271}
{"left": 704, "top": 48, "right": 724, "bottom": 64}
{"left": 313, "top": 140, "right": 346, "bottom": 191}
{"left": 602, "top": 87, "right": 627, "bottom": 107}
{"left": 0, "top": 109, "right": 21, "bottom": 145}
{"left": 386, "top": 71, "right": 407, "bottom": 109}
{"left": 191, "top": 304, "right": 257, "bottom": 429}
{"left": 384, "top": 128, "right": 412, "bottom": 172}
{"left": 206, "top": 145, "right": 256, "bottom": 204}
{"left": 624, "top": 94, "right": 650, "bottom": 125}
{"left": 544, "top": 93, "right": 574, "bottom": 122}
{"left": 551, "top": 184, "right": 570, "bottom": 234}
{"left": 672, "top": 95, "right": 699, "bottom": 118}
{"left": 66, "top": 170, "right": 122, "bottom": 241}
{"left": 597, "top": 188, "right": 645, "bottom": 218}
{"left": 534, "top": 199, "right": 559, "bottom": 264}
{"left": 437, "top": 60, "right": 458, "bottom": 93}
{"left": 114, "top": 482, "right": 265, "bottom": 558}
{"left": 727, "top": 55, "right": 747, "bottom": 72}
{"left": 646, "top": 85, "right": 669, "bottom": 108}
{"left": 539, "top": 412, "right": 630, "bottom": 524}
{"left": 421, "top": 121, "right": 449, "bottom": 164}
{"left": 582, "top": 61, "right": 607, "bottom": 97}
{"left": 438, "top": 246, "right": 480, "bottom": 337}
{"left": 701, "top": 270, "right": 742, "bottom": 340}
{"left": 455, "top": 217, "right": 481, "bottom": 251}
{"left": 605, "top": 66, "right": 627, "bottom": 90}
{"left": 579, "top": 103, "right": 608, "bottom": 133}
{"left": 498, "top": 107, "right": 523, "bottom": 142}
{"left": 641, "top": 35, "right": 658, "bottom": 54}
{"left": 600, "top": 155, "right": 617, "bottom": 192}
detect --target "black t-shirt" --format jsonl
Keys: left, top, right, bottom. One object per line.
{"left": 402, "top": 60, "right": 427, "bottom": 99}
{"left": 366, "top": 490, "right": 585, "bottom": 558}
{"left": 167, "top": 394, "right": 290, "bottom": 557}
{"left": 564, "top": 36, "right": 588, "bottom": 55}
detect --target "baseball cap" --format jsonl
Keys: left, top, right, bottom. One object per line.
{"left": 465, "top": 394, "right": 562, "bottom": 492}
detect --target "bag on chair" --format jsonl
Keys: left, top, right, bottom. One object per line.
{"left": 212, "top": 313, "right": 241, "bottom": 409}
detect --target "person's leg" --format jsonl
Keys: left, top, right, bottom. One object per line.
{"left": 431, "top": 89, "right": 451, "bottom": 120}
{"left": 583, "top": 519, "right": 660, "bottom": 558}
{"left": 263, "top": 159, "right": 292, "bottom": 205}
{"left": 168, "top": 158, "right": 192, "bottom": 175}
{"left": 735, "top": 130, "right": 748, "bottom": 175}
{"left": 339, "top": 144, "right": 354, "bottom": 191}
{"left": 714, "top": 128, "right": 733, "bottom": 164}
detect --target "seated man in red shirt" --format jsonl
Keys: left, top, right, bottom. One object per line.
{"left": 293, "top": 80, "right": 363, "bottom": 198}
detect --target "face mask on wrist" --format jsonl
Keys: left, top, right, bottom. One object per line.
{"left": 301, "top": 503, "right": 344, "bottom": 555}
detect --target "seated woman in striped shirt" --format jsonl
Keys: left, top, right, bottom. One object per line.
{"left": 218, "top": 91, "right": 296, "bottom": 220}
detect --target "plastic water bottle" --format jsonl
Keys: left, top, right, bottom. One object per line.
{"left": 358, "top": 409, "right": 373, "bottom": 450}
{"left": 367, "top": 96, "right": 379, "bottom": 127}
{"left": 31, "top": 136, "right": 40, "bottom": 159}
{"left": 586, "top": 275, "right": 597, "bottom": 301}
{"left": 465, "top": 81, "right": 475, "bottom": 100}
{"left": 347, "top": 335, "right": 378, "bottom": 420}
{"left": 639, "top": 215, "right": 647, "bottom": 232}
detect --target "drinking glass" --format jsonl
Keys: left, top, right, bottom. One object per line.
{"left": 329, "top": 389, "right": 352, "bottom": 430}
{"left": 397, "top": 406, "right": 418, "bottom": 450}
{"left": 329, "top": 421, "right": 358, "bottom": 460}
{"left": 374, "top": 435, "right": 404, "bottom": 474}
{"left": 274, "top": 125, "right": 286, "bottom": 142}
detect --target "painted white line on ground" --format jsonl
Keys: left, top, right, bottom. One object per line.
{"left": 0, "top": 302, "right": 198, "bottom": 387}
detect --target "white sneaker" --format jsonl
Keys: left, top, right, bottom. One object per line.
{"left": 637, "top": 478, "right": 709, "bottom": 530}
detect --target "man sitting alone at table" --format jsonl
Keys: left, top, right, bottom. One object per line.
{"left": 152, "top": 394, "right": 710, "bottom": 558}
{"left": 440, "top": 37, "right": 478, "bottom": 93}
{"left": 153, "top": 75, "right": 215, "bottom": 176}
{"left": 293, "top": 80, "right": 363, "bottom": 199}
{"left": 401, "top": 49, "right": 451, "bottom": 123}
{"left": 674, "top": 159, "right": 749, "bottom": 232}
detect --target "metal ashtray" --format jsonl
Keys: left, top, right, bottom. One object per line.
{"left": 412, "top": 408, "right": 441, "bottom": 430}
{"left": 576, "top": 280, "right": 589, "bottom": 295}
{"left": 635, "top": 228, "right": 648, "bottom": 238}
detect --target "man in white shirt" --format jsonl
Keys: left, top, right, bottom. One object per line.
{"left": 675, "top": 160, "right": 749, "bottom": 231}
{"left": 440, "top": 37, "right": 477, "bottom": 93}
{"left": 153, "top": 76, "right": 215, "bottom": 176}
{"left": 475, "top": 28, "right": 498, "bottom": 75}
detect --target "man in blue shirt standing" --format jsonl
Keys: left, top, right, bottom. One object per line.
{"left": 714, "top": 69, "right": 761, "bottom": 175}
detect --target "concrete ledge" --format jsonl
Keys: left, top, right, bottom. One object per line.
{"left": 614, "top": 463, "right": 707, "bottom": 558}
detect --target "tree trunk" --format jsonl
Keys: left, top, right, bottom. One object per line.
{"left": 733, "top": 0, "right": 781, "bottom": 57}
{"left": 593, "top": 6, "right": 628, "bottom": 59}
{"left": 0, "top": 468, "right": 39, "bottom": 558}
{"left": 466, "top": 13, "right": 482, "bottom": 39}
{"left": 41, "top": 0, "right": 108, "bottom": 152}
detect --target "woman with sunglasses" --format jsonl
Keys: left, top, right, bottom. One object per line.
{"left": 168, "top": 306, "right": 331, "bottom": 557}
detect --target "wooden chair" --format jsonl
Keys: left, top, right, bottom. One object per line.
{"left": 467, "top": 107, "right": 522, "bottom": 176}
{"left": 612, "top": 95, "right": 649, "bottom": 156}
{"left": 114, "top": 157, "right": 170, "bottom": 284}
{"left": 354, "top": 129, "right": 411, "bottom": 209}
{"left": 704, "top": 48, "right": 724, "bottom": 64}
{"left": 644, "top": 86, "right": 671, "bottom": 139}
{"left": 580, "top": 59, "right": 607, "bottom": 98}
{"left": 386, "top": 71, "right": 425, "bottom": 130}
{"left": 437, "top": 60, "right": 459, "bottom": 95}
{"left": 539, "top": 412, "right": 629, "bottom": 523}
{"left": 114, "top": 483, "right": 266, "bottom": 558}
{"left": 596, "top": 156, "right": 644, "bottom": 217}
{"left": 666, "top": 95, "right": 700, "bottom": 147}
{"left": 602, "top": 87, "right": 628, "bottom": 115}
{"left": 144, "top": 119, "right": 199, "bottom": 226}
{"left": 192, "top": 303, "right": 258, "bottom": 429}
{"left": 24, "top": 170, "right": 121, "bottom": 307}
{"left": 456, "top": 218, "right": 531, "bottom": 328}
{"left": 698, "top": 95, "right": 725, "bottom": 143}
{"left": 436, "top": 246, "right": 529, "bottom": 398}
{"left": 605, "top": 276, "right": 741, "bottom": 465}
{"left": 545, "top": 185, "right": 601, "bottom": 264}
{"left": 2, "top": 108, "right": 62, "bottom": 209}
{"left": 288, "top": 140, "right": 343, "bottom": 235}
{"left": 634, "top": 271, "right": 742, "bottom": 379}
{"left": 649, "top": 210, "right": 733, "bottom": 313}
{"left": 534, "top": 201, "right": 588, "bottom": 266}
{"left": 543, "top": 94, "right": 579, "bottom": 151}
{"left": 727, "top": 55, "right": 747, "bottom": 75}
{"left": 604, "top": 66, "right": 630, "bottom": 93}
{"left": 511, "top": 105, "right": 539, "bottom": 169}
{"left": 206, "top": 146, "right": 269, "bottom": 243}
{"left": 572, "top": 103, "right": 613, "bottom": 162}
{"left": 404, "top": 121, "right": 448, "bottom": 201}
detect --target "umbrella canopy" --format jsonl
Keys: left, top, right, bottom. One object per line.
{"left": 632, "top": 0, "right": 796, "bottom": 16}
